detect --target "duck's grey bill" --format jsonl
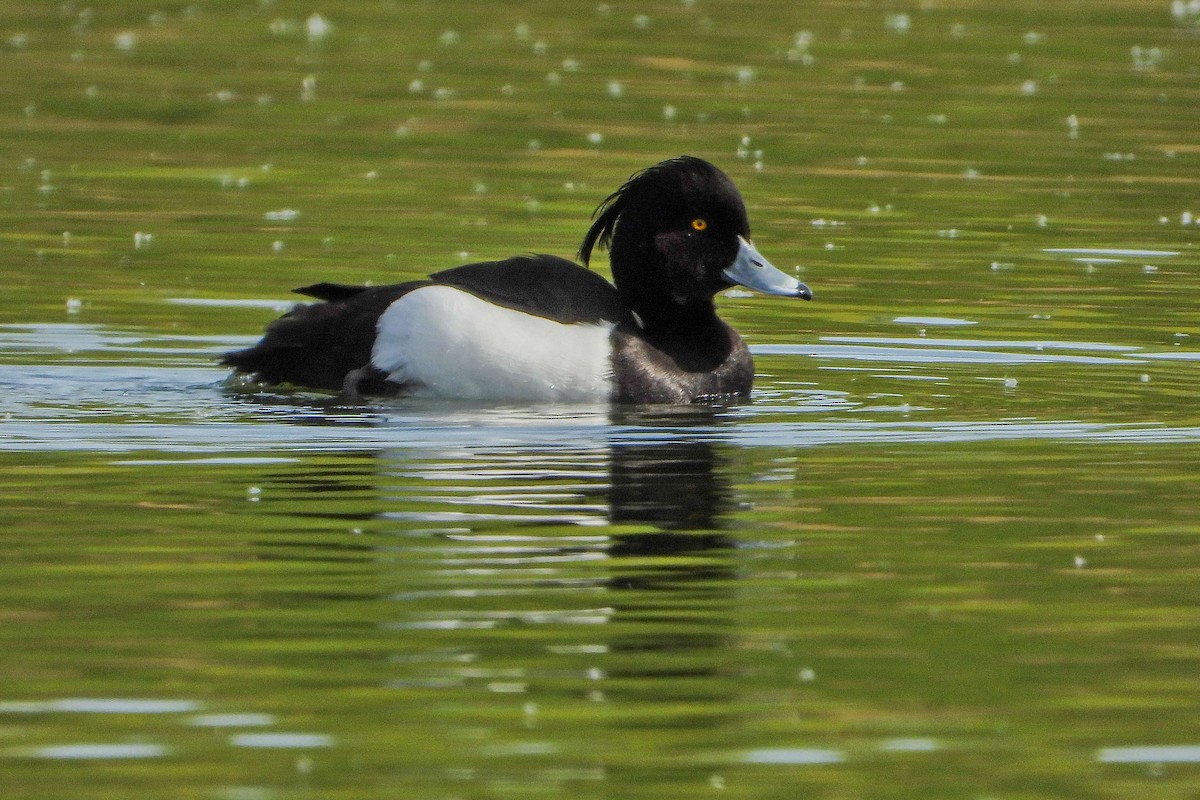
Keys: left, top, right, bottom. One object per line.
{"left": 723, "top": 236, "right": 812, "bottom": 299}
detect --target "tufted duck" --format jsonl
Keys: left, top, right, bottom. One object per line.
{"left": 222, "top": 156, "right": 811, "bottom": 403}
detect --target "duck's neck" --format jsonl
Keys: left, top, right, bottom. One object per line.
{"left": 611, "top": 247, "right": 721, "bottom": 338}
{"left": 635, "top": 297, "right": 723, "bottom": 341}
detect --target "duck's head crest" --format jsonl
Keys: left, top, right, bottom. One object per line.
{"left": 578, "top": 156, "right": 746, "bottom": 266}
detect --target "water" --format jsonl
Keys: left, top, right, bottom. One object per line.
{"left": 3, "top": 2, "right": 1200, "bottom": 798}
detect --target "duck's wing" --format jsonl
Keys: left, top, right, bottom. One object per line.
{"left": 430, "top": 254, "right": 631, "bottom": 325}
{"left": 222, "top": 255, "right": 628, "bottom": 393}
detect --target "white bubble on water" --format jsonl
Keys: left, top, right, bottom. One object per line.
{"left": 305, "top": 13, "right": 332, "bottom": 42}
{"left": 1130, "top": 45, "right": 1163, "bottom": 72}
{"left": 885, "top": 13, "right": 911, "bottom": 34}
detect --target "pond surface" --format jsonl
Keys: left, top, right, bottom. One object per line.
{"left": 2, "top": 2, "right": 1200, "bottom": 799}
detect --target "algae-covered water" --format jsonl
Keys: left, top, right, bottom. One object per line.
{"left": 2, "top": 2, "right": 1200, "bottom": 798}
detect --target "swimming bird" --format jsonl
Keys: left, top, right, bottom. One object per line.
{"left": 222, "top": 156, "right": 811, "bottom": 403}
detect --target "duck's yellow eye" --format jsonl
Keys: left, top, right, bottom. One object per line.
{"left": 691, "top": 218, "right": 708, "bottom": 231}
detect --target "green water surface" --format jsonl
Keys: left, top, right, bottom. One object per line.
{"left": 2, "top": 2, "right": 1199, "bottom": 798}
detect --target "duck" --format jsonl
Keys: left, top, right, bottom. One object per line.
{"left": 222, "top": 155, "right": 811, "bottom": 404}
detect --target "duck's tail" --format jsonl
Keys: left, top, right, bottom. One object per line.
{"left": 224, "top": 277, "right": 422, "bottom": 393}
{"left": 223, "top": 299, "right": 379, "bottom": 391}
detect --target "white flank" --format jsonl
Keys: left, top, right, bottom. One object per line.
{"left": 372, "top": 286, "right": 615, "bottom": 401}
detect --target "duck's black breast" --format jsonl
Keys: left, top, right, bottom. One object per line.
{"left": 610, "top": 319, "right": 754, "bottom": 404}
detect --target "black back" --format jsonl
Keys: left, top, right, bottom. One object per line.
{"left": 430, "top": 255, "right": 630, "bottom": 325}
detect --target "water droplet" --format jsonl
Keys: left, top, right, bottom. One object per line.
{"left": 884, "top": 13, "right": 911, "bottom": 34}
{"left": 305, "top": 13, "right": 332, "bottom": 42}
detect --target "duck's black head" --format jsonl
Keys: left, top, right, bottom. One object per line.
{"left": 579, "top": 156, "right": 809, "bottom": 328}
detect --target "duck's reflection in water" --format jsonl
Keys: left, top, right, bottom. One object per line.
{"left": 249, "top": 400, "right": 743, "bottom": 794}
{"left": 606, "top": 405, "right": 734, "bottom": 584}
